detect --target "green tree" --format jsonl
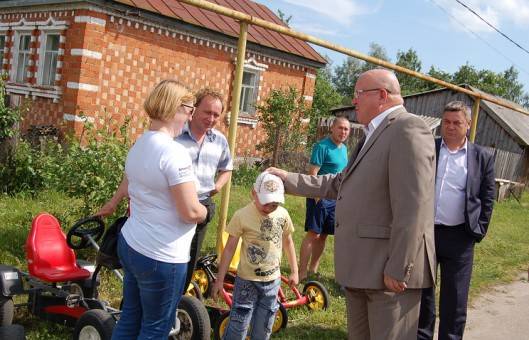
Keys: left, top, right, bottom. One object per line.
{"left": 332, "top": 42, "right": 390, "bottom": 98}
{"left": 256, "top": 87, "right": 306, "bottom": 166}
{"left": 332, "top": 56, "right": 362, "bottom": 98}
{"left": 395, "top": 48, "right": 430, "bottom": 95}
{"left": 361, "top": 42, "right": 390, "bottom": 72}
{"left": 451, "top": 64, "right": 528, "bottom": 106}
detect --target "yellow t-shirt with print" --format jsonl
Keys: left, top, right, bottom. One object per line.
{"left": 226, "top": 202, "right": 294, "bottom": 282}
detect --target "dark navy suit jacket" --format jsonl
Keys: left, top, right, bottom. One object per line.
{"left": 435, "top": 138, "right": 496, "bottom": 242}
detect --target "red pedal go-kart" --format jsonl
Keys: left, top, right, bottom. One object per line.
{"left": 191, "top": 254, "right": 330, "bottom": 339}
{"left": 0, "top": 213, "right": 210, "bottom": 340}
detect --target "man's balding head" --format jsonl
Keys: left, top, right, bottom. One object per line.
{"left": 353, "top": 69, "right": 404, "bottom": 125}
{"left": 358, "top": 69, "right": 402, "bottom": 96}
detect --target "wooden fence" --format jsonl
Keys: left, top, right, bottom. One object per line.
{"left": 486, "top": 147, "right": 526, "bottom": 183}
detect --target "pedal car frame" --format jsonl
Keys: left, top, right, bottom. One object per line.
{"left": 0, "top": 213, "right": 211, "bottom": 340}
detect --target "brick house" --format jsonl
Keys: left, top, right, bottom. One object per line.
{"left": 0, "top": 0, "right": 325, "bottom": 157}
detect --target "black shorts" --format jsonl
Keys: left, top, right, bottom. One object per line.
{"left": 304, "top": 198, "right": 336, "bottom": 235}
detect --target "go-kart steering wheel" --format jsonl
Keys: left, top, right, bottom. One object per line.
{"left": 67, "top": 216, "right": 105, "bottom": 249}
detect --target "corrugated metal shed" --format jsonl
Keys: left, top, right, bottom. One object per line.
{"left": 403, "top": 85, "right": 527, "bottom": 154}
{"left": 469, "top": 86, "right": 529, "bottom": 147}
{"left": 330, "top": 105, "right": 441, "bottom": 131}
{"left": 403, "top": 85, "right": 529, "bottom": 183}
{"left": 113, "top": 0, "right": 326, "bottom": 64}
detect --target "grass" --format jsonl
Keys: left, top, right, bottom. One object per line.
{"left": 1, "top": 188, "right": 528, "bottom": 339}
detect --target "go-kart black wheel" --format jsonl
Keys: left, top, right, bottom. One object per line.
{"left": 185, "top": 280, "right": 204, "bottom": 302}
{"left": 0, "top": 297, "right": 14, "bottom": 326}
{"left": 73, "top": 309, "right": 115, "bottom": 340}
{"left": 272, "top": 303, "right": 288, "bottom": 333}
{"left": 0, "top": 324, "right": 25, "bottom": 340}
{"left": 67, "top": 216, "right": 105, "bottom": 250}
{"left": 169, "top": 295, "right": 210, "bottom": 340}
{"left": 303, "top": 280, "right": 330, "bottom": 311}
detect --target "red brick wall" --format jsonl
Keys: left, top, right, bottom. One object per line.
{"left": 3, "top": 7, "right": 318, "bottom": 159}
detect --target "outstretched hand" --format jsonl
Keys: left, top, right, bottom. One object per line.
{"left": 95, "top": 200, "right": 118, "bottom": 217}
{"left": 265, "top": 167, "right": 288, "bottom": 181}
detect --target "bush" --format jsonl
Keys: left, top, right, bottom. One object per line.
{"left": 49, "top": 118, "right": 130, "bottom": 215}
{"left": 0, "top": 115, "right": 130, "bottom": 216}
{"left": 231, "top": 161, "right": 261, "bottom": 187}
{"left": 0, "top": 76, "right": 29, "bottom": 162}
{"left": 256, "top": 87, "right": 307, "bottom": 167}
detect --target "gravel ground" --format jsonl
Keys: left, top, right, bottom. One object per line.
{"left": 463, "top": 271, "right": 529, "bottom": 340}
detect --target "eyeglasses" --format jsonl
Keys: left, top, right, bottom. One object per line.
{"left": 181, "top": 103, "right": 195, "bottom": 115}
{"left": 353, "top": 88, "right": 392, "bottom": 98}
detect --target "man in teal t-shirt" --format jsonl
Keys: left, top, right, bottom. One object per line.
{"left": 299, "top": 116, "right": 350, "bottom": 281}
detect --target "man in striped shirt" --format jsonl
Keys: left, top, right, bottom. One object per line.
{"left": 176, "top": 88, "right": 233, "bottom": 289}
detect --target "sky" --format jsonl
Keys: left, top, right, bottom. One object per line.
{"left": 261, "top": 0, "right": 529, "bottom": 93}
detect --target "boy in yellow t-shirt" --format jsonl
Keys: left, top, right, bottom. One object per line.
{"left": 212, "top": 172, "right": 298, "bottom": 340}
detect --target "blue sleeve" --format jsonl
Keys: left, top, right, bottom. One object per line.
{"left": 217, "top": 137, "right": 234, "bottom": 171}
{"left": 309, "top": 142, "right": 326, "bottom": 166}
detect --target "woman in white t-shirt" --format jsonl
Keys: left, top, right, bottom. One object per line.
{"left": 98, "top": 80, "right": 207, "bottom": 339}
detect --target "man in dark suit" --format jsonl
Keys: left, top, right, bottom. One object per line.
{"left": 418, "top": 100, "right": 496, "bottom": 340}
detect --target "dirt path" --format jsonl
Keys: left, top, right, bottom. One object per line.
{"left": 464, "top": 272, "right": 529, "bottom": 339}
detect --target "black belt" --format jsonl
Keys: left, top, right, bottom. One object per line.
{"left": 200, "top": 197, "right": 212, "bottom": 206}
{"left": 435, "top": 223, "right": 465, "bottom": 228}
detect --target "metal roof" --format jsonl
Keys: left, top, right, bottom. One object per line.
{"left": 468, "top": 85, "right": 529, "bottom": 147}
{"left": 404, "top": 85, "right": 529, "bottom": 147}
{"left": 113, "top": 0, "right": 326, "bottom": 64}
{"left": 330, "top": 105, "right": 441, "bottom": 131}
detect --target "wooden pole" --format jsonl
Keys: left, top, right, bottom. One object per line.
{"left": 178, "top": 0, "right": 529, "bottom": 116}
{"left": 469, "top": 98, "right": 481, "bottom": 143}
{"left": 216, "top": 21, "right": 248, "bottom": 256}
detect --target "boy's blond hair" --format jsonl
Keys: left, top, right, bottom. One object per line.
{"left": 143, "top": 79, "right": 194, "bottom": 121}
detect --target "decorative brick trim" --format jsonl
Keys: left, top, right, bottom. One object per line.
{"left": 5, "top": 83, "right": 61, "bottom": 102}
{"left": 74, "top": 16, "right": 106, "bottom": 27}
{"left": 67, "top": 81, "right": 99, "bottom": 92}
{"left": 71, "top": 48, "right": 102, "bottom": 59}
{"left": 63, "top": 113, "right": 95, "bottom": 123}
{"left": 226, "top": 114, "right": 258, "bottom": 128}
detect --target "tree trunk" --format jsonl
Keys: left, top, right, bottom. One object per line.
{"left": 272, "top": 127, "right": 281, "bottom": 167}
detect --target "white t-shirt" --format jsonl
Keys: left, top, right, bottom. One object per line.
{"left": 121, "top": 130, "right": 197, "bottom": 263}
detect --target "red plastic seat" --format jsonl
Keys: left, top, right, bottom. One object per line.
{"left": 26, "top": 213, "right": 90, "bottom": 282}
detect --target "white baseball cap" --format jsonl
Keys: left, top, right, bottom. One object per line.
{"left": 253, "top": 172, "right": 285, "bottom": 205}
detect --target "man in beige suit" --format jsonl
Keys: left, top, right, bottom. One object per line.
{"left": 268, "top": 69, "right": 436, "bottom": 340}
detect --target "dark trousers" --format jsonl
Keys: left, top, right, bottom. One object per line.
{"left": 418, "top": 224, "right": 476, "bottom": 340}
{"left": 183, "top": 198, "right": 216, "bottom": 289}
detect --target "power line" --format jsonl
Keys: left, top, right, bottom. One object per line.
{"left": 454, "top": 0, "right": 529, "bottom": 56}
{"left": 429, "top": 0, "right": 529, "bottom": 78}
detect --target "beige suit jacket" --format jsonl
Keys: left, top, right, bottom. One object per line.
{"left": 285, "top": 107, "right": 436, "bottom": 289}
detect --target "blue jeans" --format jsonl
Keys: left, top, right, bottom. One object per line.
{"left": 223, "top": 276, "right": 281, "bottom": 340}
{"left": 112, "top": 233, "right": 188, "bottom": 340}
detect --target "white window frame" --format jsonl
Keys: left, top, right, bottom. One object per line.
{"left": 0, "top": 34, "right": 6, "bottom": 70}
{"left": 37, "top": 31, "right": 60, "bottom": 86}
{"left": 240, "top": 68, "right": 260, "bottom": 115}
{"left": 10, "top": 31, "right": 33, "bottom": 84}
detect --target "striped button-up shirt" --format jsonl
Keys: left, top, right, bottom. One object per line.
{"left": 175, "top": 123, "right": 233, "bottom": 200}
